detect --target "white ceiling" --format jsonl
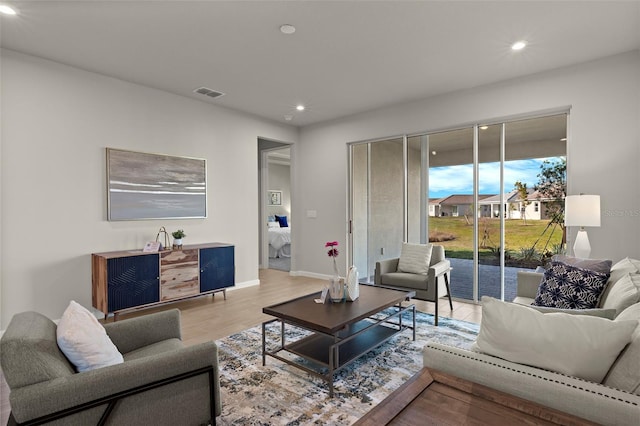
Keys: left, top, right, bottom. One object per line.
{"left": 1, "top": 1, "right": 639, "bottom": 127}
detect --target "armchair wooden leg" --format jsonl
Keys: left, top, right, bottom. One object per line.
{"left": 444, "top": 272, "right": 453, "bottom": 311}
{"left": 434, "top": 277, "right": 439, "bottom": 326}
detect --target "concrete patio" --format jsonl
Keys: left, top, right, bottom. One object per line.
{"left": 448, "top": 258, "right": 531, "bottom": 302}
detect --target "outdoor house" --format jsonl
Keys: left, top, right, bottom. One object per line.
{"left": 430, "top": 190, "right": 556, "bottom": 220}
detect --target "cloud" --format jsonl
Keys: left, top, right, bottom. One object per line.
{"left": 429, "top": 164, "right": 473, "bottom": 196}
{"left": 430, "top": 158, "right": 552, "bottom": 197}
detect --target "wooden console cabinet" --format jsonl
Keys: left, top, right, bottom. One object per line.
{"left": 92, "top": 243, "right": 234, "bottom": 317}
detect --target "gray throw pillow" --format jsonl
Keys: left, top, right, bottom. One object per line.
{"left": 552, "top": 254, "right": 612, "bottom": 274}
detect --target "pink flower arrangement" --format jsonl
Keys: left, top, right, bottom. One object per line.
{"left": 326, "top": 241, "right": 341, "bottom": 276}
{"left": 325, "top": 241, "right": 339, "bottom": 258}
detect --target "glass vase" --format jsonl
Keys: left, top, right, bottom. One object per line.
{"left": 329, "top": 276, "right": 345, "bottom": 303}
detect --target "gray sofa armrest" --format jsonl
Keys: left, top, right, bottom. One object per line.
{"left": 423, "top": 343, "right": 640, "bottom": 425}
{"left": 104, "top": 309, "right": 182, "bottom": 354}
{"left": 10, "top": 340, "right": 220, "bottom": 423}
{"left": 375, "top": 258, "right": 399, "bottom": 284}
{"left": 516, "top": 271, "right": 543, "bottom": 299}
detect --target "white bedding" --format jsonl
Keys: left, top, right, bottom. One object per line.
{"left": 268, "top": 227, "right": 291, "bottom": 258}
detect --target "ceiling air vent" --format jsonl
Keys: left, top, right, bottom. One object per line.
{"left": 193, "top": 87, "right": 225, "bottom": 99}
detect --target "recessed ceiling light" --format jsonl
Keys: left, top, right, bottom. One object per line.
{"left": 431, "top": 151, "right": 437, "bottom": 156}
{"left": 0, "top": 5, "right": 17, "bottom": 15}
{"left": 511, "top": 40, "right": 527, "bottom": 51}
{"left": 560, "top": 137, "right": 567, "bottom": 141}
{"left": 296, "top": 105, "right": 305, "bottom": 111}
{"left": 480, "top": 125, "right": 489, "bottom": 130}
{"left": 280, "top": 24, "right": 296, "bottom": 35}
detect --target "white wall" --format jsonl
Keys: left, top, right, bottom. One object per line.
{"left": 0, "top": 49, "right": 297, "bottom": 327}
{"left": 2, "top": 49, "right": 638, "bottom": 326}
{"left": 294, "top": 50, "right": 640, "bottom": 276}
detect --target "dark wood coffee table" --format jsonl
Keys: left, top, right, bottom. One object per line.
{"left": 262, "top": 285, "right": 416, "bottom": 397}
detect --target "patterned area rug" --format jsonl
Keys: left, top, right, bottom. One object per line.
{"left": 215, "top": 310, "right": 479, "bottom": 425}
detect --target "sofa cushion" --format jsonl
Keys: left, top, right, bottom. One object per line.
{"left": 473, "top": 297, "right": 636, "bottom": 383}
{"left": 603, "top": 303, "right": 640, "bottom": 394}
{"left": 0, "top": 311, "right": 75, "bottom": 389}
{"left": 532, "top": 261, "right": 609, "bottom": 309}
{"left": 397, "top": 243, "right": 432, "bottom": 275}
{"left": 601, "top": 273, "right": 640, "bottom": 317}
{"left": 57, "top": 301, "right": 124, "bottom": 372}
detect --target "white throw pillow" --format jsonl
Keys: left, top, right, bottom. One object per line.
{"left": 57, "top": 301, "right": 124, "bottom": 372}
{"left": 601, "top": 259, "right": 640, "bottom": 305}
{"left": 610, "top": 257, "right": 640, "bottom": 274}
{"left": 267, "top": 221, "right": 280, "bottom": 228}
{"left": 602, "top": 273, "right": 640, "bottom": 316}
{"left": 603, "top": 303, "right": 640, "bottom": 394}
{"left": 472, "top": 296, "right": 637, "bottom": 383}
{"left": 397, "top": 243, "right": 432, "bottom": 275}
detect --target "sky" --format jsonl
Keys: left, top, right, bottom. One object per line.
{"left": 429, "top": 157, "right": 559, "bottom": 199}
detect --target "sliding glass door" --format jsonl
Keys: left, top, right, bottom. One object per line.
{"left": 427, "top": 128, "right": 475, "bottom": 301}
{"left": 351, "top": 138, "right": 404, "bottom": 283}
{"left": 349, "top": 112, "right": 567, "bottom": 302}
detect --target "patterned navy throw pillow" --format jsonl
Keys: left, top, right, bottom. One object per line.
{"left": 532, "top": 261, "right": 610, "bottom": 309}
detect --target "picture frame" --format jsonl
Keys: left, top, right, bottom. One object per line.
{"left": 268, "top": 190, "right": 282, "bottom": 206}
{"left": 107, "top": 148, "right": 207, "bottom": 221}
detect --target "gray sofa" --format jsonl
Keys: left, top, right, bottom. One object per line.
{"left": 374, "top": 244, "right": 452, "bottom": 324}
{"left": 1, "top": 309, "right": 220, "bottom": 425}
{"left": 423, "top": 336, "right": 640, "bottom": 425}
{"left": 423, "top": 259, "right": 640, "bottom": 425}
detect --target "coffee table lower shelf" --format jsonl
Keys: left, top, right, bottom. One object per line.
{"left": 286, "top": 322, "right": 400, "bottom": 367}
{"left": 262, "top": 305, "right": 415, "bottom": 397}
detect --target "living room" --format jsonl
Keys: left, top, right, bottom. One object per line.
{"left": 1, "top": 1, "right": 639, "bottom": 424}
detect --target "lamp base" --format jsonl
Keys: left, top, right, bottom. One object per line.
{"left": 573, "top": 229, "right": 591, "bottom": 259}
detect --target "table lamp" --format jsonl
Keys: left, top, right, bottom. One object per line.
{"left": 564, "top": 194, "right": 600, "bottom": 259}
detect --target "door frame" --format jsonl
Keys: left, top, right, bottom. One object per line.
{"left": 259, "top": 142, "right": 293, "bottom": 270}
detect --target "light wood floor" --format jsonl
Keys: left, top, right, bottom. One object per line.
{"left": 0, "top": 269, "right": 482, "bottom": 424}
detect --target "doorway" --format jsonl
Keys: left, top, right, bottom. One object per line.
{"left": 258, "top": 139, "right": 292, "bottom": 271}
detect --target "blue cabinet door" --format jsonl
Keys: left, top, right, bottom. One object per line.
{"left": 107, "top": 254, "right": 159, "bottom": 312}
{"left": 200, "top": 246, "right": 235, "bottom": 292}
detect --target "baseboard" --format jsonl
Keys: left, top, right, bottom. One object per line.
{"left": 229, "top": 279, "right": 260, "bottom": 290}
{"left": 289, "top": 270, "right": 332, "bottom": 280}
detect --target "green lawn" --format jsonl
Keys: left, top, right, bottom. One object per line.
{"left": 429, "top": 216, "right": 563, "bottom": 263}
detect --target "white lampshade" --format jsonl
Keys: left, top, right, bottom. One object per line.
{"left": 564, "top": 195, "right": 601, "bottom": 227}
